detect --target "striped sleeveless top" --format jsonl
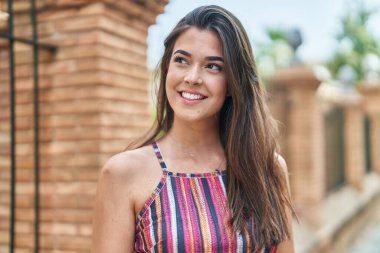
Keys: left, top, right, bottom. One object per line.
{"left": 134, "top": 142, "right": 277, "bottom": 253}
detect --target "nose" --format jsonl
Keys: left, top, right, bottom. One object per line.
{"left": 184, "top": 66, "right": 203, "bottom": 85}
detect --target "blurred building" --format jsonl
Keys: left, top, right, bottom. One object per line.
{"left": 269, "top": 67, "right": 380, "bottom": 253}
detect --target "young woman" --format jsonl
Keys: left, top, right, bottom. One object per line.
{"left": 92, "top": 5, "right": 295, "bottom": 253}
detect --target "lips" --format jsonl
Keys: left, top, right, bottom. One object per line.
{"left": 179, "top": 91, "right": 207, "bottom": 101}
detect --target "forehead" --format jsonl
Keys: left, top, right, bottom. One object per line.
{"left": 173, "top": 27, "right": 223, "bottom": 56}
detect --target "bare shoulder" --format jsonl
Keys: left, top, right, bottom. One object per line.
{"left": 273, "top": 152, "right": 292, "bottom": 199}
{"left": 274, "top": 152, "right": 289, "bottom": 176}
{"left": 99, "top": 144, "right": 163, "bottom": 215}
{"left": 274, "top": 152, "right": 291, "bottom": 190}
{"left": 273, "top": 153, "right": 295, "bottom": 253}
{"left": 95, "top": 145, "right": 156, "bottom": 210}
{"left": 92, "top": 145, "right": 156, "bottom": 253}
{"left": 100, "top": 145, "right": 153, "bottom": 181}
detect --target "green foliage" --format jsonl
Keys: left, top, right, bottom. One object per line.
{"left": 327, "top": 0, "right": 380, "bottom": 84}
{"left": 266, "top": 27, "right": 288, "bottom": 42}
{"left": 255, "top": 27, "right": 295, "bottom": 87}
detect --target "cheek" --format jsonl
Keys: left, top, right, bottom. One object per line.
{"left": 165, "top": 68, "right": 181, "bottom": 103}
{"left": 210, "top": 77, "right": 228, "bottom": 97}
{"left": 166, "top": 67, "right": 182, "bottom": 89}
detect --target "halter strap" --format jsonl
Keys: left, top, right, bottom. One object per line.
{"left": 152, "top": 141, "right": 168, "bottom": 171}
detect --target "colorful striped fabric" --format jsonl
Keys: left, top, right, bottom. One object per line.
{"left": 134, "top": 142, "right": 277, "bottom": 253}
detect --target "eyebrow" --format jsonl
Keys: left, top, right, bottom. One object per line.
{"left": 173, "top": 49, "right": 224, "bottom": 62}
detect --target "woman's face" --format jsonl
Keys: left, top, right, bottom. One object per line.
{"left": 166, "top": 27, "right": 227, "bottom": 124}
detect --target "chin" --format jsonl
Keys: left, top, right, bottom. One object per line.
{"left": 173, "top": 111, "right": 218, "bottom": 125}
{"left": 175, "top": 113, "right": 202, "bottom": 123}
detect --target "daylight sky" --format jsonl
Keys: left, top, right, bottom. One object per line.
{"left": 147, "top": 0, "right": 380, "bottom": 68}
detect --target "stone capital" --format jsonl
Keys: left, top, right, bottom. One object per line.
{"left": 357, "top": 82, "right": 380, "bottom": 117}
{"left": 271, "top": 66, "right": 321, "bottom": 91}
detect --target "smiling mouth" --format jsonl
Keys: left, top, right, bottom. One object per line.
{"left": 180, "top": 91, "right": 207, "bottom": 100}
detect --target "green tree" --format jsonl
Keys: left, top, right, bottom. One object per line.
{"left": 327, "top": 0, "right": 380, "bottom": 84}
{"left": 255, "top": 27, "right": 295, "bottom": 87}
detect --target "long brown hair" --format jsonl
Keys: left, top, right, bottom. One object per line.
{"left": 132, "top": 5, "right": 294, "bottom": 250}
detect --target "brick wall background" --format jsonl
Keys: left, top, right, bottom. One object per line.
{"left": 0, "top": 0, "right": 167, "bottom": 252}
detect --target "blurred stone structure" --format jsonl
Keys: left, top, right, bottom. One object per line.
{"left": 269, "top": 67, "right": 380, "bottom": 253}
{"left": 271, "top": 67, "right": 325, "bottom": 208}
{"left": 357, "top": 83, "right": 380, "bottom": 174}
{"left": 0, "top": 0, "right": 167, "bottom": 252}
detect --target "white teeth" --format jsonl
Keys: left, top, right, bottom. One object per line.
{"left": 181, "top": 92, "right": 205, "bottom": 100}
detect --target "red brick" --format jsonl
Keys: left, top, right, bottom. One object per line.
{"left": 270, "top": 67, "right": 324, "bottom": 210}
{"left": 0, "top": 1, "right": 167, "bottom": 252}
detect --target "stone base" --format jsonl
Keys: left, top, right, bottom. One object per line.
{"left": 294, "top": 172, "right": 380, "bottom": 253}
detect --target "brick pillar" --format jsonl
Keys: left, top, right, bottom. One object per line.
{"left": 0, "top": 0, "right": 167, "bottom": 252}
{"left": 357, "top": 82, "right": 380, "bottom": 174}
{"left": 268, "top": 86, "right": 289, "bottom": 158}
{"left": 342, "top": 96, "right": 365, "bottom": 190}
{"left": 271, "top": 67, "right": 324, "bottom": 221}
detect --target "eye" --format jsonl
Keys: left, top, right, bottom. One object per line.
{"left": 174, "top": 56, "right": 187, "bottom": 64}
{"left": 206, "top": 63, "right": 222, "bottom": 71}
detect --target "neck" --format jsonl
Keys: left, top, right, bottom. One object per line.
{"left": 169, "top": 115, "right": 221, "bottom": 147}
{"left": 156, "top": 113, "right": 228, "bottom": 173}
{"left": 159, "top": 115, "right": 225, "bottom": 165}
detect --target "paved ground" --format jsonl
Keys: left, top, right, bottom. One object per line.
{"left": 347, "top": 215, "right": 380, "bottom": 253}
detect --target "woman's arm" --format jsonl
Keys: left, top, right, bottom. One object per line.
{"left": 275, "top": 155, "right": 296, "bottom": 253}
{"left": 92, "top": 153, "right": 136, "bottom": 253}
